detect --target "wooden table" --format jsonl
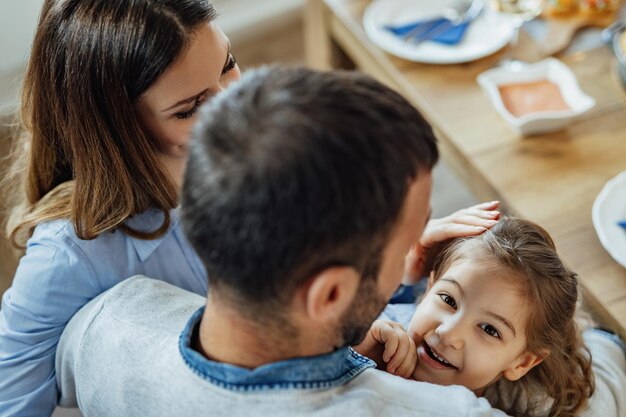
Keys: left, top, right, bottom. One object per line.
{"left": 305, "top": 0, "right": 626, "bottom": 338}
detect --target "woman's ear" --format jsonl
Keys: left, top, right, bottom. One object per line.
{"left": 503, "top": 349, "right": 550, "bottom": 381}
{"left": 303, "top": 266, "right": 360, "bottom": 324}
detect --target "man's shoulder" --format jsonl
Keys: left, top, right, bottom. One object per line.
{"left": 100, "top": 275, "right": 204, "bottom": 308}
{"left": 86, "top": 276, "right": 205, "bottom": 330}
{"left": 59, "top": 276, "right": 204, "bottom": 354}
{"left": 57, "top": 277, "right": 206, "bottom": 410}
{"left": 340, "top": 368, "right": 504, "bottom": 416}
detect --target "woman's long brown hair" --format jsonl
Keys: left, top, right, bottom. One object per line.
{"left": 4, "top": 0, "right": 216, "bottom": 247}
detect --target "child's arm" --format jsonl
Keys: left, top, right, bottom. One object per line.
{"left": 354, "top": 320, "right": 417, "bottom": 378}
{"left": 404, "top": 201, "right": 500, "bottom": 284}
{"left": 578, "top": 327, "right": 626, "bottom": 417}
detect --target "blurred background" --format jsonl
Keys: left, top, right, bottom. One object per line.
{"left": 0, "top": 2, "right": 475, "bottom": 414}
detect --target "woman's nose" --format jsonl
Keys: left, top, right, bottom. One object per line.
{"left": 435, "top": 316, "right": 465, "bottom": 350}
{"left": 217, "top": 81, "right": 232, "bottom": 94}
{"left": 220, "top": 68, "right": 242, "bottom": 92}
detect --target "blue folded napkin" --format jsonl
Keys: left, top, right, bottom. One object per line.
{"left": 385, "top": 17, "right": 471, "bottom": 45}
{"left": 618, "top": 220, "right": 626, "bottom": 231}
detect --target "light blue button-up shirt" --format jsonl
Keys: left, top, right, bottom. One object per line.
{"left": 0, "top": 208, "right": 206, "bottom": 417}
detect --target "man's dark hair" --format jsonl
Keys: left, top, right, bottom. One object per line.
{"left": 182, "top": 66, "right": 438, "bottom": 314}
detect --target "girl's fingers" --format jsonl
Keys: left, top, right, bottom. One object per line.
{"left": 394, "top": 338, "right": 418, "bottom": 378}
{"left": 382, "top": 333, "right": 399, "bottom": 363}
{"left": 386, "top": 329, "right": 411, "bottom": 373}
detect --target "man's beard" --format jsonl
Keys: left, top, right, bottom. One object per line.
{"left": 339, "top": 277, "right": 389, "bottom": 346}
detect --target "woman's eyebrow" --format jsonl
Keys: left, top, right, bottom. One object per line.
{"left": 163, "top": 42, "right": 232, "bottom": 113}
{"left": 162, "top": 89, "right": 209, "bottom": 113}
{"left": 484, "top": 310, "right": 516, "bottom": 336}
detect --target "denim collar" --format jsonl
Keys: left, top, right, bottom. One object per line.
{"left": 179, "top": 307, "right": 376, "bottom": 392}
{"left": 125, "top": 208, "right": 179, "bottom": 262}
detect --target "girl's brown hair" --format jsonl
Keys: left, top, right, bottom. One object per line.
{"left": 4, "top": 0, "right": 216, "bottom": 247}
{"left": 432, "top": 217, "right": 594, "bottom": 417}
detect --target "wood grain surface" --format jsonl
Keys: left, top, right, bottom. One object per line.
{"left": 306, "top": 0, "right": 626, "bottom": 337}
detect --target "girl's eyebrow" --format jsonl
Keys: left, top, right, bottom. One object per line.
{"left": 439, "top": 277, "right": 517, "bottom": 337}
{"left": 484, "top": 310, "right": 516, "bottom": 337}
{"left": 439, "top": 277, "right": 464, "bottom": 296}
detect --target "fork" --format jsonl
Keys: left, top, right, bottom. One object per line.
{"left": 403, "top": 0, "right": 484, "bottom": 44}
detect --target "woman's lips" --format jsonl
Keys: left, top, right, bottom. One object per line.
{"left": 417, "top": 341, "right": 458, "bottom": 371}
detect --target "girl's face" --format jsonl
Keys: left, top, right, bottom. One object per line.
{"left": 407, "top": 255, "right": 543, "bottom": 394}
{"left": 135, "top": 22, "right": 241, "bottom": 181}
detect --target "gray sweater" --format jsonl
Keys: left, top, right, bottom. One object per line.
{"left": 56, "top": 277, "right": 626, "bottom": 417}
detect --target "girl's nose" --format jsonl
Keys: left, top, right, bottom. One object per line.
{"left": 435, "top": 317, "right": 465, "bottom": 350}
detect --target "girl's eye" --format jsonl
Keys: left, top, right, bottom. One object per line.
{"left": 438, "top": 293, "right": 457, "bottom": 309}
{"left": 222, "top": 53, "right": 237, "bottom": 75}
{"left": 175, "top": 96, "right": 204, "bottom": 120}
{"left": 480, "top": 323, "right": 501, "bottom": 339}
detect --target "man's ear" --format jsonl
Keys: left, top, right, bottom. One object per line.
{"left": 502, "top": 349, "right": 550, "bottom": 381}
{"left": 303, "top": 266, "right": 360, "bottom": 323}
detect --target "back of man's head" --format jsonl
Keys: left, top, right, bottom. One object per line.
{"left": 182, "top": 66, "right": 438, "bottom": 315}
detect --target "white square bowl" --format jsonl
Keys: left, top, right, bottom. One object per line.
{"left": 476, "top": 58, "right": 596, "bottom": 136}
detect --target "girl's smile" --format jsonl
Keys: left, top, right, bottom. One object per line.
{"left": 408, "top": 254, "right": 543, "bottom": 394}
{"left": 417, "top": 341, "right": 458, "bottom": 370}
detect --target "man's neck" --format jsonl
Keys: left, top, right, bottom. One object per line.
{"left": 196, "top": 297, "right": 330, "bottom": 369}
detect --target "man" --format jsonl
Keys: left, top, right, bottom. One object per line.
{"left": 55, "top": 67, "right": 625, "bottom": 416}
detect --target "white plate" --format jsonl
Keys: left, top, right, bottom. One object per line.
{"left": 363, "top": 0, "right": 515, "bottom": 64}
{"left": 592, "top": 171, "right": 626, "bottom": 269}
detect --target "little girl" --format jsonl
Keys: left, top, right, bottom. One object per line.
{"left": 357, "top": 217, "right": 598, "bottom": 417}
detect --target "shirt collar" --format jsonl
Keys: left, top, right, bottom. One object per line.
{"left": 179, "top": 307, "right": 376, "bottom": 392}
{"left": 125, "top": 208, "right": 180, "bottom": 262}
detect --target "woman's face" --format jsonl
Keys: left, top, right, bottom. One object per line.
{"left": 407, "top": 255, "right": 543, "bottom": 395}
{"left": 135, "top": 22, "right": 241, "bottom": 180}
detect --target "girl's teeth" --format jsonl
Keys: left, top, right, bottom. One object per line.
{"left": 433, "top": 351, "right": 448, "bottom": 364}
{"left": 430, "top": 346, "right": 451, "bottom": 366}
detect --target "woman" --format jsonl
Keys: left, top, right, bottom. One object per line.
{"left": 0, "top": 0, "right": 240, "bottom": 415}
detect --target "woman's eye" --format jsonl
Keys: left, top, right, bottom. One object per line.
{"left": 174, "top": 97, "right": 204, "bottom": 120}
{"left": 438, "top": 294, "right": 457, "bottom": 309}
{"left": 480, "top": 323, "right": 501, "bottom": 339}
{"left": 222, "top": 54, "right": 237, "bottom": 75}
{"left": 174, "top": 108, "right": 196, "bottom": 120}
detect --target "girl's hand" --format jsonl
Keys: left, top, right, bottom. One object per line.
{"left": 354, "top": 320, "right": 417, "bottom": 378}
{"left": 404, "top": 201, "right": 501, "bottom": 284}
